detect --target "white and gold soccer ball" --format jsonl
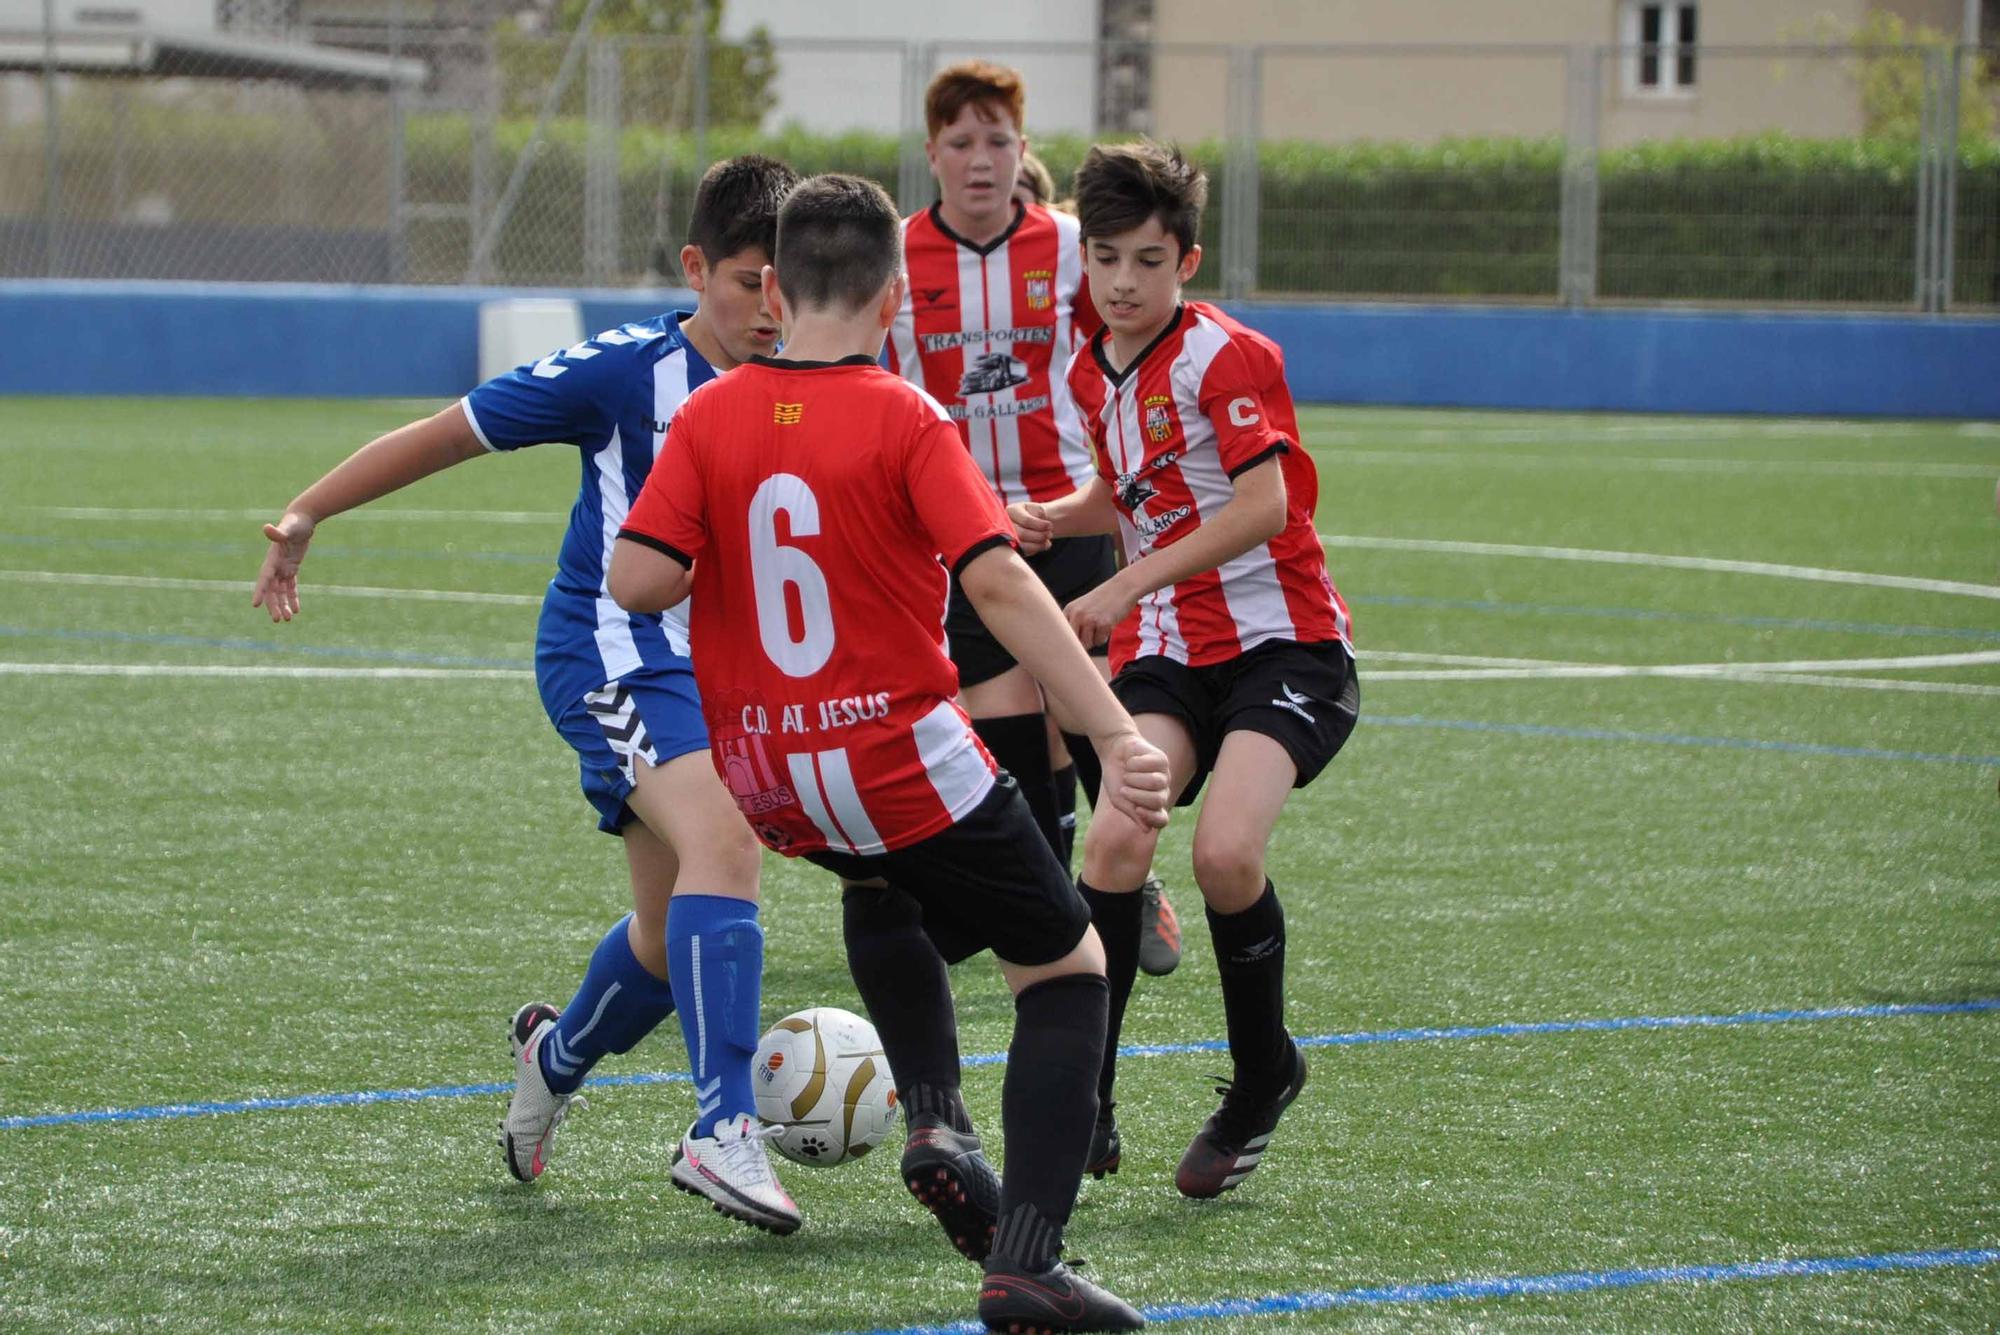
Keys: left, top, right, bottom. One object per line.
{"left": 753, "top": 1006, "right": 897, "bottom": 1167}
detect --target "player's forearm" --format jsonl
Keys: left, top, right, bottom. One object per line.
{"left": 961, "top": 551, "right": 1134, "bottom": 741}
{"left": 1115, "top": 460, "right": 1286, "bottom": 602}
{"left": 286, "top": 407, "right": 484, "bottom": 523}
{"left": 1045, "top": 478, "right": 1120, "bottom": 538}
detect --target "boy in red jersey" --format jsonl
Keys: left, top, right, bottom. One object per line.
{"left": 1012, "top": 143, "right": 1359, "bottom": 1200}
{"left": 610, "top": 174, "right": 1163, "bottom": 1333}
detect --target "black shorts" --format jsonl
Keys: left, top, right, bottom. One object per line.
{"left": 946, "top": 534, "right": 1117, "bottom": 688}
{"left": 803, "top": 775, "right": 1091, "bottom": 967}
{"left": 1112, "top": 639, "right": 1359, "bottom": 806}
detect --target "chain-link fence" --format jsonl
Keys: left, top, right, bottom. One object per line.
{"left": 2, "top": 26, "right": 1994, "bottom": 308}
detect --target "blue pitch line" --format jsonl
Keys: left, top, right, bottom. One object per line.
{"left": 1351, "top": 593, "right": 2000, "bottom": 645}
{"left": 1369, "top": 714, "right": 2000, "bottom": 768}
{"left": 834, "top": 1245, "right": 2000, "bottom": 1335}
{"left": 4, "top": 998, "right": 1992, "bottom": 1132}
{"left": 0, "top": 625, "right": 530, "bottom": 669}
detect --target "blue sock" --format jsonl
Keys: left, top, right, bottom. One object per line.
{"left": 667, "top": 894, "right": 764, "bottom": 1138}
{"left": 539, "top": 913, "right": 676, "bottom": 1096}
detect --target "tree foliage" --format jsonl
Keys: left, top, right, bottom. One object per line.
{"left": 499, "top": 0, "right": 774, "bottom": 128}
{"left": 1846, "top": 9, "right": 1996, "bottom": 141}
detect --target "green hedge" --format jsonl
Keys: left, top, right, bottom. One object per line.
{"left": 400, "top": 124, "right": 2000, "bottom": 305}
{"left": 20, "top": 102, "right": 1995, "bottom": 303}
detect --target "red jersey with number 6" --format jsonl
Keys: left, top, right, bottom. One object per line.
{"left": 1067, "top": 301, "right": 1351, "bottom": 672}
{"left": 886, "top": 202, "right": 1098, "bottom": 506}
{"left": 619, "top": 355, "right": 1013, "bottom": 857}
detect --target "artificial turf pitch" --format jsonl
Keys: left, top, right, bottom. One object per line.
{"left": 0, "top": 399, "right": 1994, "bottom": 1331}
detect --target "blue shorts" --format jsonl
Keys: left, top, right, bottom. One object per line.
{"left": 548, "top": 670, "right": 711, "bottom": 834}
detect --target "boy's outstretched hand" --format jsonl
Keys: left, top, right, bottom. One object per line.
{"left": 253, "top": 512, "right": 317, "bottom": 622}
{"left": 1098, "top": 729, "right": 1172, "bottom": 830}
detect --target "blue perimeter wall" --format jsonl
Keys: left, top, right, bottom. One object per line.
{"left": 3, "top": 279, "right": 1996, "bottom": 418}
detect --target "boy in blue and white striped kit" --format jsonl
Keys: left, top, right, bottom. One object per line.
{"left": 253, "top": 156, "right": 803, "bottom": 1235}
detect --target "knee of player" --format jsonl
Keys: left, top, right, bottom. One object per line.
{"left": 1081, "top": 807, "right": 1160, "bottom": 875}
{"left": 689, "top": 819, "right": 763, "bottom": 892}
{"left": 721, "top": 826, "right": 765, "bottom": 884}
{"left": 1190, "top": 831, "right": 1268, "bottom": 903}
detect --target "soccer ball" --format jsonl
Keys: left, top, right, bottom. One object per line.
{"left": 753, "top": 1006, "right": 897, "bottom": 1167}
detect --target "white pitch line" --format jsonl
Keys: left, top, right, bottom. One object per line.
{"left": 1731, "top": 672, "right": 2000, "bottom": 697}
{"left": 1320, "top": 534, "right": 2000, "bottom": 601}
{"left": 0, "top": 569, "right": 542, "bottom": 606}
{"left": 1366, "top": 647, "right": 2000, "bottom": 680}
{"left": 1318, "top": 448, "right": 1992, "bottom": 480}
{"left": 1367, "top": 666, "right": 2000, "bottom": 696}
{"left": 1318, "top": 413, "right": 1932, "bottom": 439}
{"left": 1363, "top": 650, "right": 1587, "bottom": 669}
{"left": 27, "top": 506, "right": 562, "bottom": 525}
{"left": 1359, "top": 649, "right": 2000, "bottom": 696}
{"left": 0, "top": 663, "right": 531, "bottom": 679}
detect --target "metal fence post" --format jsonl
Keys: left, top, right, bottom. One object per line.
{"left": 1940, "top": 44, "right": 1962, "bottom": 312}
{"left": 471, "top": 33, "right": 498, "bottom": 278}
{"left": 898, "top": 42, "right": 936, "bottom": 216}
{"left": 1915, "top": 45, "right": 1947, "bottom": 313}
{"left": 387, "top": 0, "right": 407, "bottom": 283}
{"left": 40, "top": 0, "right": 59, "bottom": 277}
{"left": 692, "top": 28, "right": 709, "bottom": 181}
{"left": 1559, "top": 44, "right": 1602, "bottom": 307}
{"left": 1222, "top": 45, "right": 1260, "bottom": 300}
{"left": 585, "top": 38, "right": 621, "bottom": 286}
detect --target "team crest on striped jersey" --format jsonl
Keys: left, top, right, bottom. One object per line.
{"left": 773, "top": 402, "right": 804, "bottom": 425}
{"left": 1143, "top": 394, "right": 1175, "bottom": 443}
{"left": 1023, "top": 269, "right": 1054, "bottom": 311}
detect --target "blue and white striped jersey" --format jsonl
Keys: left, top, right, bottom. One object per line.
{"left": 459, "top": 312, "right": 716, "bottom": 713}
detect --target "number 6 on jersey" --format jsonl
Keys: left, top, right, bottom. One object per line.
{"left": 748, "top": 473, "right": 835, "bottom": 677}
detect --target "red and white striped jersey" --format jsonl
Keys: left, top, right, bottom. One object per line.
{"left": 1067, "top": 301, "right": 1352, "bottom": 672}
{"left": 886, "top": 201, "right": 1097, "bottom": 506}
{"left": 620, "top": 355, "right": 1014, "bottom": 857}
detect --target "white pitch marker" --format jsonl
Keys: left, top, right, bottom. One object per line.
{"left": 0, "top": 662, "right": 531, "bottom": 680}
{"left": 1321, "top": 534, "right": 2000, "bottom": 601}
{"left": 1316, "top": 449, "right": 1992, "bottom": 481}
{"left": 0, "top": 569, "right": 542, "bottom": 606}
{"left": 1361, "top": 649, "right": 2000, "bottom": 697}
{"left": 27, "top": 506, "right": 562, "bottom": 525}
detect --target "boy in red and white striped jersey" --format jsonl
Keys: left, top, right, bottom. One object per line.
{"left": 890, "top": 56, "right": 1187, "bottom": 1023}
{"left": 1011, "top": 143, "right": 1360, "bottom": 1200}
{"left": 611, "top": 174, "right": 1162, "bottom": 1332}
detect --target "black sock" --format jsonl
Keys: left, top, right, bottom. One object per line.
{"left": 1052, "top": 762, "right": 1078, "bottom": 866}
{"left": 842, "top": 883, "right": 963, "bottom": 1097}
{"left": 1205, "top": 881, "right": 1290, "bottom": 1092}
{"left": 900, "top": 1081, "right": 975, "bottom": 1135}
{"left": 1078, "top": 879, "right": 1141, "bottom": 1111}
{"left": 1062, "top": 730, "right": 1101, "bottom": 810}
{"left": 997, "top": 973, "right": 1108, "bottom": 1261}
{"left": 975, "top": 713, "right": 1061, "bottom": 857}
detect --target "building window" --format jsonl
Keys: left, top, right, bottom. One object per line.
{"left": 1624, "top": 1, "right": 1698, "bottom": 96}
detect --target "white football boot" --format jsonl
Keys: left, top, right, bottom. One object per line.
{"left": 498, "top": 1002, "right": 584, "bottom": 1182}
{"left": 671, "top": 1112, "right": 802, "bottom": 1235}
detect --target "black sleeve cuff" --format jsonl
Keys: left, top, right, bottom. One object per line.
{"left": 616, "top": 529, "right": 694, "bottom": 569}
{"left": 950, "top": 532, "right": 1017, "bottom": 578}
{"left": 1226, "top": 441, "right": 1290, "bottom": 479}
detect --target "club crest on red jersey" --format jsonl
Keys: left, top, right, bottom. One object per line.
{"left": 708, "top": 689, "right": 797, "bottom": 837}
{"left": 1143, "top": 394, "right": 1175, "bottom": 444}
{"left": 1023, "top": 269, "right": 1054, "bottom": 311}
